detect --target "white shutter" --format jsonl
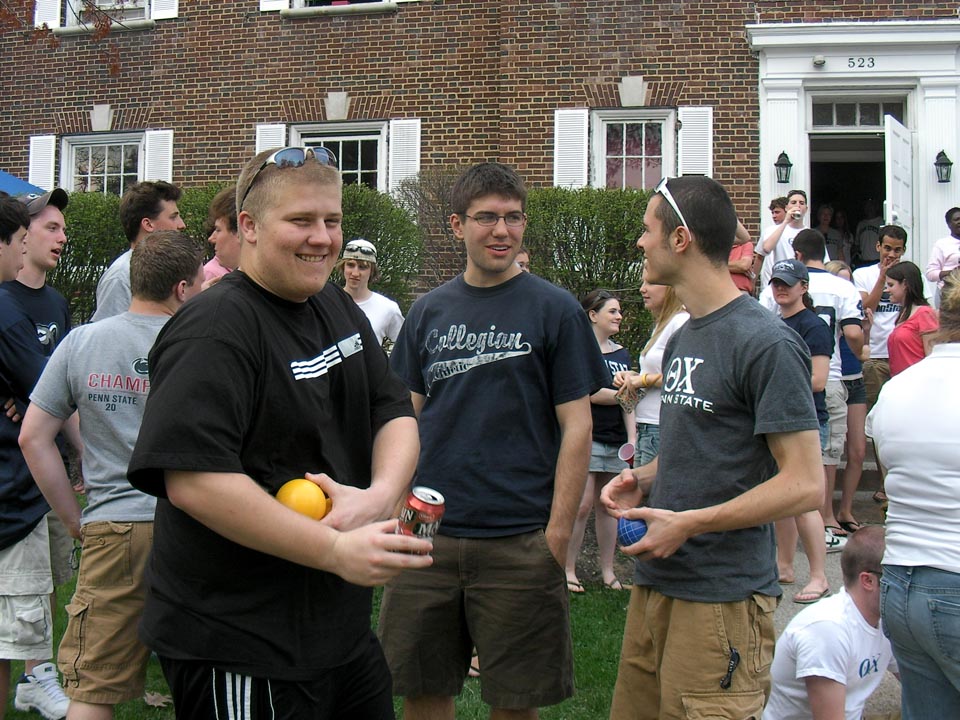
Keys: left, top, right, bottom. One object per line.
{"left": 388, "top": 118, "right": 420, "bottom": 195}
{"left": 260, "top": 0, "right": 288, "bottom": 10}
{"left": 143, "top": 129, "right": 174, "bottom": 182}
{"left": 553, "top": 108, "right": 588, "bottom": 188}
{"left": 34, "top": 0, "right": 61, "bottom": 28}
{"left": 255, "top": 124, "right": 286, "bottom": 154}
{"left": 150, "top": 0, "right": 178, "bottom": 20}
{"left": 28, "top": 136, "right": 57, "bottom": 190}
{"left": 678, "top": 106, "right": 713, "bottom": 177}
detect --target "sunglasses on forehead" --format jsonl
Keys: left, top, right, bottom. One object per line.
{"left": 239, "top": 146, "right": 339, "bottom": 211}
{"left": 345, "top": 243, "right": 376, "bottom": 256}
{"left": 654, "top": 177, "right": 690, "bottom": 230}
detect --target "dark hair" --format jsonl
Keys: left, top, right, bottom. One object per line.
{"left": 787, "top": 189, "right": 807, "bottom": 203}
{"left": 655, "top": 176, "right": 737, "bottom": 265}
{"left": 945, "top": 207, "right": 960, "bottom": 225}
{"left": 119, "top": 181, "right": 182, "bottom": 243}
{"left": 878, "top": 224, "right": 907, "bottom": 247}
{"left": 208, "top": 185, "right": 238, "bottom": 234}
{"left": 580, "top": 289, "right": 617, "bottom": 314}
{"left": 792, "top": 229, "right": 827, "bottom": 262}
{"left": 840, "top": 525, "right": 885, "bottom": 588}
{"left": 0, "top": 197, "right": 30, "bottom": 244}
{"left": 130, "top": 230, "right": 203, "bottom": 302}
{"left": 885, "top": 261, "right": 929, "bottom": 324}
{"left": 769, "top": 197, "right": 787, "bottom": 212}
{"left": 450, "top": 162, "right": 526, "bottom": 217}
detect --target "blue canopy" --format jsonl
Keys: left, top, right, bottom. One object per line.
{"left": 0, "top": 170, "right": 45, "bottom": 197}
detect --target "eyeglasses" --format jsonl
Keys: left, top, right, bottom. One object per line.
{"left": 239, "top": 146, "right": 339, "bottom": 211}
{"left": 345, "top": 242, "right": 376, "bottom": 256}
{"left": 463, "top": 211, "right": 527, "bottom": 227}
{"left": 654, "top": 177, "right": 690, "bottom": 230}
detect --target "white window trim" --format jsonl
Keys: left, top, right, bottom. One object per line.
{"left": 590, "top": 108, "right": 676, "bottom": 189}
{"left": 261, "top": 0, "right": 420, "bottom": 15}
{"left": 40, "top": 0, "right": 177, "bottom": 34}
{"left": 291, "top": 121, "right": 389, "bottom": 193}
{"left": 807, "top": 91, "right": 910, "bottom": 134}
{"left": 59, "top": 132, "right": 144, "bottom": 193}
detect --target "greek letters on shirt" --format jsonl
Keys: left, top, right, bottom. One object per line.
{"left": 858, "top": 654, "right": 882, "bottom": 678}
{"left": 661, "top": 355, "right": 714, "bottom": 413}
{"left": 422, "top": 323, "right": 533, "bottom": 395}
{"left": 86, "top": 357, "right": 150, "bottom": 411}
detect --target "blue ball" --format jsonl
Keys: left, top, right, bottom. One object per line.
{"left": 617, "top": 517, "right": 648, "bottom": 546}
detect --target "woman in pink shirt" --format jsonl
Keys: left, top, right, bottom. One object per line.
{"left": 885, "top": 261, "right": 938, "bottom": 375}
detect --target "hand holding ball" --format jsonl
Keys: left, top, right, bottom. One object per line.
{"left": 276, "top": 479, "right": 332, "bottom": 520}
{"left": 617, "top": 516, "right": 647, "bottom": 546}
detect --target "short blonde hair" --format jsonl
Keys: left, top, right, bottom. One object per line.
{"left": 236, "top": 148, "right": 342, "bottom": 220}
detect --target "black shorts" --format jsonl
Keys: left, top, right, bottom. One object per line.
{"left": 158, "top": 632, "right": 393, "bottom": 720}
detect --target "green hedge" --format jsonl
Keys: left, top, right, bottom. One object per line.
{"left": 49, "top": 183, "right": 423, "bottom": 322}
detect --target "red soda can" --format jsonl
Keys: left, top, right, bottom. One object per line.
{"left": 396, "top": 486, "right": 445, "bottom": 542}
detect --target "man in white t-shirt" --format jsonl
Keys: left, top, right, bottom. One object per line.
{"left": 763, "top": 526, "right": 897, "bottom": 720}
{"left": 337, "top": 239, "right": 404, "bottom": 352}
{"left": 852, "top": 226, "right": 906, "bottom": 411}
{"left": 758, "top": 190, "right": 807, "bottom": 286}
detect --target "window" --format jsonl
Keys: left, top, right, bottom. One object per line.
{"left": 303, "top": 131, "right": 381, "bottom": 189}
{"left": 259, "top": 0, "right": 419, "bottom": 11}
{"left": 68, "top": 136, "right": 140, "bottom": 194}
{"left": 34, "top": 0, "right": 178, "bottom": 29}
{"left": 67, "top": 0, "right": 147, "bottom": 24}
{"left": 592, "top": 109, "right": 677, "bottom": 190}
{"left": 811, "top": 98, "right": 905, "bottom": 129}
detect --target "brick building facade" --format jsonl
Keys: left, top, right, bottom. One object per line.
{"left": 1, "top": 1, "right": 958, "bottom": 275}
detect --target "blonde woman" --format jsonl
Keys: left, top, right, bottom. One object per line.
{"left": 614, "top": 270, "right": 689, "bottom": 467}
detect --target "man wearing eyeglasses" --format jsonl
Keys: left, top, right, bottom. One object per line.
{"left": 763, "top": 526, "right": 897, "bottom": 720}
{"left": 379, "top": 162, "right": 609, "bottom": 720}
{"left": 601, "top": 176, "right": 823, "bottom": 720}
{"left": 126, "top": 148, "right": 433, "bottom": 719}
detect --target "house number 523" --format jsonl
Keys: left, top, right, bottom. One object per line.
{"left": 848, "top": 57, "right": 876, "bottom": 68}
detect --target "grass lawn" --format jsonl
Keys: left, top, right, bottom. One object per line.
{"left": 5, "top": 578, "right": 629, "bottom": 719}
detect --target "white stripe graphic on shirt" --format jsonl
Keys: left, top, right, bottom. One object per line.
{"left": 289, "top": 333, "right": 362, "bottom": 381}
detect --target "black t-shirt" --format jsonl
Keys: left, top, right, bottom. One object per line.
{"left": 782, "top": 308, "right": 833, "bottom": 424}
{"left": 390, "top": 272, "right": 609, "bottom": 537}
{"left": 128, "top": 272, "right": 414, "bottom": 677}
{"left": 592, "top": 346, "right": 631, "bottom": 445}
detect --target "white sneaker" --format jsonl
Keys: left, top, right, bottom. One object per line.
{"left": 14, "top": 662, "right": 69, "bottom": 720}
{"left": 825, "top": 529, "right": 847, "bottom": 554}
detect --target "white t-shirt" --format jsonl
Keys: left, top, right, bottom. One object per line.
{"left": 763, "top": 589, "right": 896, "bottom": 720}
{"left": 759, "top": 224, "right": 805, "bottom": 286}
{"left": 354, "top": 291, "right": 404, "bottom": 347}
{"left": 853, "top": 263, "right": 900, "bottom": 359}
{"left": 635, "top": 311, "right": 689, "bottom": 425}
{"left": 866, "top": 344, "right": 960, "bottom": 573}
{"left": 758, "top": 269, "right": 862, "bottom": 381}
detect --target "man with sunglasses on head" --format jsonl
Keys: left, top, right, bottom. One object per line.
{"left": 337, "top": 238, "right": 404, "bottom": 352}
{"left": 126, "top": 147, "right": 433, "bottom": 719}
{"left": 600, "top": 176, "right": 823, "bottom": 720}
{"left": 379, "top": 162, "right": 609, "bottom": 720}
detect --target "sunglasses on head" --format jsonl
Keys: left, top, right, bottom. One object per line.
{"left": 654, "top": 177, "right": 690, "bottom": 230}
{"left": 239, "top": 146, "right": 339, "bottom": 211}
{"left": 345, "top": 243, "right": 376, "bottom": 256}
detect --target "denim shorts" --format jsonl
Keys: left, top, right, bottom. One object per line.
{"left": 843, "top": 376, "right": 866, "bottom": 406}
{"left": 590, "top": 441, "right": 628, "bottom": 474}
{"left": 636, "top": 423, "right": 661, "bottom": 467}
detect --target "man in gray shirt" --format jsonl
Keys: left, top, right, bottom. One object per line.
{"left": 601, "top": 176, "right": 823, "bottom": 720}
{"left": 19, "top": 231, "right": 203, "bottom": 719}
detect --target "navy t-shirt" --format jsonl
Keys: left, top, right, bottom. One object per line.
{"left": 782, "top": 308, "right": 834, "bottom": 424}
{"left": 592, "top": 346, "right": 631, "bottom": 445}
{"left": 391, "top": 272, "right": 609, "bottom": 538}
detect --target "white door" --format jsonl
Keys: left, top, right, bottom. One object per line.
{"left": 884, "top": 114, "right": 913, "bottom": 242}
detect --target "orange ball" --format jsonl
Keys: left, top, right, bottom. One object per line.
{"left": 276, "top": 479, "right": 332, "bottom": 520}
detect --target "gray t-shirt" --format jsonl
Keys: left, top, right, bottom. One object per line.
{"left": 92, "top": 248, "right": 132, "bottom": 322}
{"left": 30, "top": 312, "right": 168, "bottom": 523}
{"left": 634, "top": 295, "right": 818, "bottom": 602}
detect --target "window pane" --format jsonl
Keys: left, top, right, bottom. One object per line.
{"left": 341, "top": 171, "right": 359, "bottom": 186}
{"left": 341, "top": 141, "right": 359, "bottom": 171}
{"left": 123, "top": 174, "right": 138, "bottom": 194}
{"left": 107, "top": 144, "right": 123, "bottom": 173}
{"left": 644, "top": 123, "right": 662, "bottom": 157}
{"left": 606, "top": 124, "right": 623, "bottom": 155}
{"left": 883, "top": 102, "right": 904, "bottom": 124}
{"left": 123, "top": 145, "right": 139, "bottom": 173}
{"left": 812, "top": 103, "right": 833, "bottom": 126}
{"left": 644, "top": 158, "right": 662, "bottom": 189}
{"left": 106, "top": 175, "right": 122, "bottom": 195}
{"left": 606, "top": 158, "right": 623, "bottom": 189}
{"left": 835, "top": 103, "right": 856, "bottom": 126}
{"left": 624, "top": 124, "right": 643, "bottom": 156}
{"left": 360, "top": 139, "right": 377, "bottom": 167}
{"left": 74, "top": 147, "right": 90, "bottom": 176}
{"left": 88, "top": 177, "right": 103, "bottom": 193}
{"left": 624, "top": 158, "right": 643, "bottom": 189}
{"left": 859, "top": 103, "right": 880, "bottom": 126}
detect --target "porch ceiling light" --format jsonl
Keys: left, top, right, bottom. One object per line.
{"left": 935, "top": 150, "right": 953, "bottom": 184}
{"left": 774, "top": 152, "right": 793, "bottom": 184}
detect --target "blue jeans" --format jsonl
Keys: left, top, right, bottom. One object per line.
{"left": 881, "top": 564, "right": 960, "bottom": 719}
{"left": 635, "top": 423, "right": 660, "bottom": 467}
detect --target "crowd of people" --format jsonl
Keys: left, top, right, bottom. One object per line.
{"left": 0, "top": 155, "right": 956, "bottom": 720}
